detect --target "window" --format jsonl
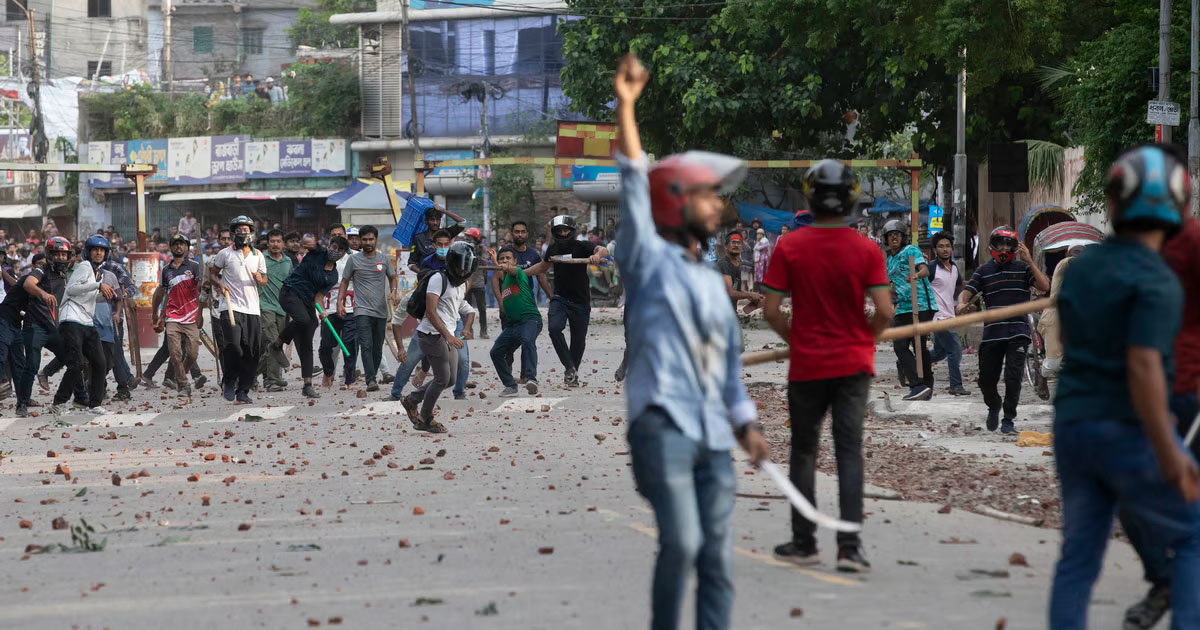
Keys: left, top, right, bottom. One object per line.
{"left": 483, "top": 30, "right": 495, "bottom": 76}
{"left": 192, "top": 26, "right": 213, "bottom": 54}
{"left": 242, "top": 27, "right": 264, "bottom": 55}
{"left": 87, "top": 60, "right": 112, "bottom": 78}
{"left": 87, "top": 0, "right": 110, "bottom": 18}
{"left": 6, "top": 0, "right": 25, "bottom": 21}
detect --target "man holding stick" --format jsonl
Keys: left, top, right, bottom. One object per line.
{"left": 956, "top": 226, "right": 1048, "bottom": 434}
{"left": 1050, "top": 144, "right": 1200, "bottom": 630}
{"left": 612, "top": 54, "right": 768, "bottom": 630}
{"left": 210, "top": 216, "right": 268, "bottom": 404}
{"left": 763, "top": 160, "right": 894, "bottom": 572}
{"left": 151, "top": 234, "right": 202, "bottom": 399}
{"left": 273, "top": 235, "right": 349, "bottom": 399}
{"left": 545, "top": 215, "right": 607, "bottom": 388}
{"left": 883, "top": 220, "right": 937, "bottom": 401}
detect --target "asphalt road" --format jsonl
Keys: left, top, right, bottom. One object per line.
{"left": 0, "top": 311, "right": 1149, "bottom": 629}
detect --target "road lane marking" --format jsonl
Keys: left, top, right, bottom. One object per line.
{"left": 349, "top": 401, "right": 407, "bottom": 416}
{"left": 86, "top": 412, "right": 161, "bottom": 426}
{"left": 200, "top": 406, "right": 296, "bottom": 424}
{"left": 491, "top": 397, "right": 566, "bottom": 414}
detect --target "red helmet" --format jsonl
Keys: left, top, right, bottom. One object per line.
{"left": 45, "top": 236, "right": 72, "bottom": 272}
{"left": 464, "top": 227, "right": 482, "bottom": 241}
{"left": 989, "top": 226, "right": 1019, "bottom": 264}
{"left": 648, "top": 151, "right": 746, "bottom": 229}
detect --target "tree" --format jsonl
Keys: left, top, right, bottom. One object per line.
{"left": 287, "top": 0, "right": 374, "bottom": 50}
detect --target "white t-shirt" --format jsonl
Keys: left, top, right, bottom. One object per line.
{"left": 416, "top": 272, "right": 476, "bottom": 336}
{"left": 324, "top": 250, "right": 356, "bottom": 313}
{"left": 930, "top": 259, "right": 960, "bottom": 322}
{"left": 213, "top": 246, "right": 267, "bottom": 316}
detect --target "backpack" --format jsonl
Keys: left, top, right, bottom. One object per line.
{"left": 405, "top": 270, "right": 448, "bottom": 320}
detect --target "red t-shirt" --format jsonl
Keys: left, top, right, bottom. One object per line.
{"left": 1165, "top": 218, "right": 1200, "bottom": 395}
{"left": 762, "top": 225, "right": 889, "bottom": 381}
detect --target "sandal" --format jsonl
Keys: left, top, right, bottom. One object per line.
{"left": 414, "top": 418, "right": 447, "bottom": 434}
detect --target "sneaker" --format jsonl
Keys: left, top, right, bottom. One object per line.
{"left": 380, "top": 372, "right": 394, "bottom": 384}
{"left": 302, "top": 384, "right": 320, "bottom": 399}
{"left": 836, "top": 545, "right": 871, "bottom": 573}
{"left": 454, "top": 392, "right": 467, "bottom": 400}
{"left": 412, "top": 367, "right": 427, "bottom": 388}
{"left": 948, "top": 385, "right": 970, "bottom": 396}
{"left": 518, "top": 377, "right": 527, "bottom": 385}
{"left": 235, "top": 391, "right": 253, "bottom": 405}
{"left": 113, "top": 389, "right": 132, "bottom": 402}
{"left": 178, "top": 385, "right": 191, "bottom": 399}
{"left": 36, "top": 373, "right": 49, "bottom": 391}
{"left": 773, "top": 540, "right": 820, "bottom": 566}
{"left": 565, "top": 367, "right": 580, "bottom": 388}
{"left": 141, "top": 376, "right": 158, "bottom": 389}
{"left": 902, "top": 385, "right": 932, "bottom": 401}
{"left": 986, "top": 408, "right": 1000, "bottom": 432}
{"left": 500, "top": 386, "right": 519, "bottom": 397}
{"left": 223, "top": 383, "right": 236, "bottom": 402}
{"left": 72, "top": 401, "right": 89, "bottom": 411}
{"left": 14, "top": 404, "right": 28, "bottom": 417}
{"left": 266, "top": 383, "right": 286, "bottom": 393}
{"left": 193, "top": 375, "right": 207, "bottom": 390}
{"left": 525, "top": 380, "right": 538, "bottom": 395}
{"left": 163, "top": 377, "right": 179, "bottom": 391}
{"left": 1124, "top": 583, "right": 1171, "bottom": 630}
{"left": 82, "top": 406, "right": 107, "bottom": 415}
{"left": 1001, "top": 420, "right": 1018, "bottom": 435}
{"left": 48, "top": 403, "right": 69, "bottom": 416}
{"left": 366, "top": 381, "right": 379, "bottom": 393}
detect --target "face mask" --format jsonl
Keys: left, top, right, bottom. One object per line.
{"left": 436, "top": 247, "right": 449, "bottom": 258}
{"left": 327, "top": 248, "right": 345, "bottom": 262}
{"left": 234, "top": 232, "right": 251, "bottom": 247}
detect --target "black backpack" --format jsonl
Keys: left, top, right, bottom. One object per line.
{"left": 405, "top": 270, "right": 448, "bottom": 320}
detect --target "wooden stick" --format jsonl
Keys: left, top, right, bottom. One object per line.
{"left": 222, "top": 289, "right": 236, "bottom": 328}
{"left": 974, "top": 504, "right": 1044, "bottom": 527}
{"left": 547, "top": 256, "right": 594, "bottom": 264}
{"left": 742, "top": 298, "right": 1052, "bottom": 366}
{"left": 909, "top": 257, "right": 923, "bottom": 379}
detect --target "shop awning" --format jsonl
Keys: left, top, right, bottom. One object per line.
{"left": 158, "top": 190, "right": 342, "bottom": 202}
{"left": 0, "top": 203, "right": 63, "bottom": 219}
{"left": 326, "top": 178, "right": 374, "bottom": 206}
{"left": 337, "top": 183, "right": 414, "bottom": 211}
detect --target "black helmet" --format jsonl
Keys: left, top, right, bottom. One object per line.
{"left": 550, "top": 215, "right": 577, "bottom": 242}
{"left": 230, "top": 215, "right": 254, "bottom": 247}
{"left": 803, "top": 159, "right": 860, "bottom": 215}
{"left": 444, "top": 241, "right": 478, "bottom": 286}
{"left": 883, "top": 219, "right": 908, "bottom": 238}
{"left": 170, "top": 233, "right": 190, "bottom": 247}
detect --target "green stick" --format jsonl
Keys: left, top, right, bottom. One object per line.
{"left": 314, "top": 302, "right": 350, "bottom": 357}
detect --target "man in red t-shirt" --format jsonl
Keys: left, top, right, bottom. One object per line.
{"left": 1164, "top": 217, "right": 1200, "bottom": 442}
{"left": 762, "top": 160, "right": 894, "bottom": 573}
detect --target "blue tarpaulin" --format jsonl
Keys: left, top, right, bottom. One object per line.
{"left": 868, "top": 198, "right": 933, "bottom": 214}
{"left": 392, "top": 196, "right": 436, "bottom": 247}
{"left": 735, "top": 203, "right": 795, "bottom": 234}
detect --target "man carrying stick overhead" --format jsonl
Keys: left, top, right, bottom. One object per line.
{"left": 763, "top": 161, "right": 894, "bottom": 572}
{"left": 956, "top": 226, "right": 1048, "bottom": 434}
{"left": 612, "top": 54, "right": 768, "bottom": 630}
{"left": 1050, "top": 144, "right": 1200, "bottom": 630}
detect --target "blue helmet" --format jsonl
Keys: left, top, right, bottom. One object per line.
{"left": 1105, "top": 145, "right": 1189, "bottom": 234}
{"left": 84, "top": 234, "right": 110, "bottom": 255}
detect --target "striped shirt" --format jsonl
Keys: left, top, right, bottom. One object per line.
{"left": 964, "top": 260, "right": 1036, "bottom": 342}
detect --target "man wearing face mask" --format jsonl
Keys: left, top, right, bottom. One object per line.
{"left": 51, "top": 235, "right": 117, "bottom": 416}
{"left": 401, "top": 240, "right": 477, "bottom": 433}
{"left": 15, "top": 240, "right": 69, "bottom": 416}
{"left": 210, "top": 216, "right": 268, "bottom": 404}
{"left": 273, "top": 235, "right": 350, "bottom": 399}
{"left": 320, "top": 224, "right": 358, "bottom": 388}
{"left": 151, "top": 234, "right": 203, "bottom": 399}
{"left": 544, "top": 215, "right": 608, "bottom": 387}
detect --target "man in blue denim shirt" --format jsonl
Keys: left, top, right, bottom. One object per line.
{"left": 613, "top": 54, "right": 769, "bottom": 630}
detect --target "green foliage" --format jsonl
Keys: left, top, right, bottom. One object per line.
{"left": 287, "top": 0, "right": 375, "bottom": 49}
{"left": 83, "top": 61, "right": 359, "bottom": 141}
{"left": 55, "top": 137, "right": 79, "bottom": 213}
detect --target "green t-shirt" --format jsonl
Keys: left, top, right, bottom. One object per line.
{"left": 261, "top": 253, "right": 292, "bottom": 316}
{"left": 499, "top": 268, "right": 541, "bottom": 324}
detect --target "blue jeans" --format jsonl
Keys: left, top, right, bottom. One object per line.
{"left": 389, "top": 320, "right": 469, "bottom": 398}
{"left": 356, "top": 315, "right": 387, "bottom": 384}
{"left": 20, "top": 321, "right": 65, "bottom": 407}
{"left": 0, "top": 317, "right": 25, "bottom": 388}
{"left": 548, "top": 296, "right": 589, "bottom": 370}
{"left": 1121, "top": 391, "right": 1200, "bottom": 585}
{"left": 1051, "top": 417, "right": 1200, "bottom": 630}
{"left": 629, "top": 408, "right": 735, "bottom": 630}
{"left": 490, "top": 318, "right": 542, "bottom": 387}
{"left": 930, "top": 330, "right": 963, "bottom": 389}
{"left": 319, "top": 313, "right": 357, "bottom": 384}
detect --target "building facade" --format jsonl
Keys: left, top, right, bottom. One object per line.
{"left": 2, "top": 0, "right": 149, "bottom": 80}
{"left": 162, "top": 0, "right": 315, "bottom": 83}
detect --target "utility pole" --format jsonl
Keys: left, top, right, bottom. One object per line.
{"left": 953, "top": 48, "right": 967, "bottom": 264}
{"left": 44, "top": 0, "right": 52, "bottom": 80}
{"left": 26, "top": 7, "right": 47, "bottom": 222}
{"left": 163, "top": 0, "right": 173, "bottom": 90}
{"left": 1162, "top": 0, "right": 1173, "bottom": 144}
{"left": 400, "top": 0, "right": 420, "bottom": 154}
{"left": 479, "top": 82, "right": 490, "bottom": 240}
{"left": 1191, "top": 0, "right": 1199, "bottom": 216}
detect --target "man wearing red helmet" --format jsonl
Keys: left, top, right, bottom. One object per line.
{"left": 957, "top": 226, "right": 1049, "bottom": 434}
{"left": 14, "top": 237, "right": 70, "bottom": 416}
{"left": 613, "top": 54, "right": 769, "bottom": 630}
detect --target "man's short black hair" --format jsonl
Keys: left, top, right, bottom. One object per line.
{"left": 931, "top": 232, "right": 953, "bottom": 248}
{"left": 326, "top": 224, "right": 345, "bottom": 236}
{"left": 267, "top": 229, "right": 283, "bottom": 240}
{"left": 220, "top": 229, "right": 231, "bottom": 236}
{"left": 498, "top": 247, "right": 517, "bottom": 258}
{"left": 433, "top": 230, "right": 452, "bottom": 242}
{"left": 328, "top": 235, "right": 350, "bottom": 251}
{"left": 284, "top": 231, "right": 300, "bottom": 242}
{"left": 359, "top": 225, "right": 379, "bottom": 238}
{"left": 511, "top": 220, "right": 528, "bottom": 231}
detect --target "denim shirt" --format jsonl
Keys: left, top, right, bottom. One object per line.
{"left": 616, "top": 151, "right": 757, "bottom": 451}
